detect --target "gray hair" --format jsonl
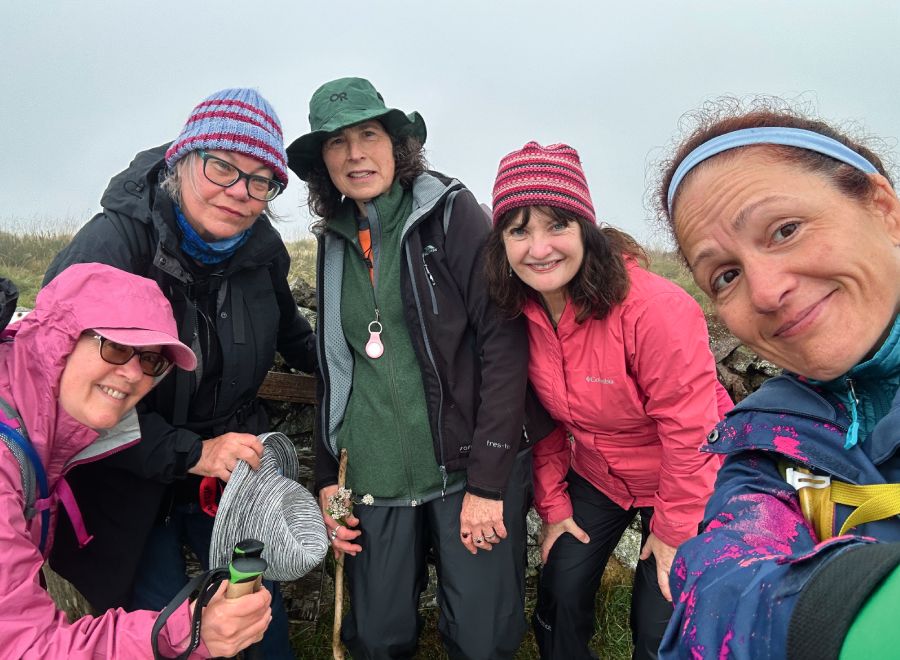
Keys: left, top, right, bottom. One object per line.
{"left": 158, "top": 151, "right": 279, "bottom": 219}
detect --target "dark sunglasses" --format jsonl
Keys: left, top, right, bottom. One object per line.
{"left": 93, "top": 334, "right": 171, "bottom": 377}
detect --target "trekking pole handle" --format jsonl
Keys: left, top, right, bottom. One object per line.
{"left": 226, "top": 556, "right": 267, "bottom": 599}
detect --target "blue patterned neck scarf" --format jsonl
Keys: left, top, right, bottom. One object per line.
{"left": 173, "top": 203, "right": 252, "bottom": 265}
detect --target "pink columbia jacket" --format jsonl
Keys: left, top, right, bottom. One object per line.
{"left": 528, "top": 262, "right": 733, "bottom": 547}
{"left": 0, "top": 264, "right": 204, "bottom": 659}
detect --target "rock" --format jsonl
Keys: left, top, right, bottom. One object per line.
{"left": 613, "top": 518, "right": 642, "bottom": 570}
{"left": 291, "top": 277, "right": 317, "bottom": 310}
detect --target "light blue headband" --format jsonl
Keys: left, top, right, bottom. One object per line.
{"left": 666, "top": 127, "right": 879, "bottom": 215}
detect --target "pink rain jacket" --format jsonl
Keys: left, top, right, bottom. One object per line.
{"left": 0, "top": 263, "right": 205, "bottom": 659}
{"left": 528, "top": 262, "right": 733, "bottom": 547}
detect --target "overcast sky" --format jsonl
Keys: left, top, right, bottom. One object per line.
{"left": 2, "top": 1, "right": 898, "bottom": 244}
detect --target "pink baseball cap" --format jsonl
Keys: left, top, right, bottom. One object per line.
{"left": 39, "top": 263, "right": 197, "bottom": 372}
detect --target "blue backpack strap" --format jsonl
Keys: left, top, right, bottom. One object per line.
{"left": 0, "top": 400, "right": 50, "bottom": 554}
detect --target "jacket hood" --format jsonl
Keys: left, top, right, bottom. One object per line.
{"left": 99, "top": 143, "right": 171, "bottom": 223}
{"left": 0, "top": 263, "right": 191, "bottom": 487}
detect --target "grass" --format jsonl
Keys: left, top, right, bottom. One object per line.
{"left": 0, "top": 229, "right": 76, "bottom": 307}
{"left": 647, "top": 249, "right": 711, "bottom": 314}
{"left": 0, "top": 225, "right": 317, "bottom": 309}
{"left": 289, "top": 557, "right": 636, "bottom": 659}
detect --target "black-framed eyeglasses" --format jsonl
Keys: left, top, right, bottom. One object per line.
{"left": 93, "top": 334, "right": 172, "bottom": 377}
{"left": 196, "top": 150, "right": 284, "bottom": 202}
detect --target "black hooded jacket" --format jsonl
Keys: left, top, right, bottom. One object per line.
{"left": 42, "top": 144, "right": 315, "bottom": 608}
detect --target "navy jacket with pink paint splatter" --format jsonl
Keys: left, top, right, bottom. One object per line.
{"left": 660, "top": 373, "right": 900, "bottom": 659}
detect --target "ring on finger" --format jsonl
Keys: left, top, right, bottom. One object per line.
{"left": 485, "top": 532, "right": 497, "bottom": 540}
{"left": 330, "top": 527, "right": 339, "bottom": 541}
{"left": 474, "top": 537, "right": 484, "bottom": 544}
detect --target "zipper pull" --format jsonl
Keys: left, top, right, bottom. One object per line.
{"left": 365, "top": 309, "right": 384, "bottom": 359}
{"left": 422, "top": 246, "right": 437, "bottom": 287}
{"left": 439, "top": 465, "right": 448, "bottom": 498}
{"left": 844, "top": 377, "right": 861, "bottom": 449}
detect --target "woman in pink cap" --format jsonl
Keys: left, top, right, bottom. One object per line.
{"left": 42, "top": 88, "right": 314, "bottom": 658}
{"left": 0, "top": 263, "right": 271, "bottom": 658}
{"left": 484, "top": 142, "right": 731, "bottom": 659}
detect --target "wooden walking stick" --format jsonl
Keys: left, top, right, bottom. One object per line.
{"left": 332, "top": 448, "right": 349, "bottom": 660}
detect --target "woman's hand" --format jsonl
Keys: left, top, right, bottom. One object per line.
{"left": 459, "top": 493, "right": 506, "bottom": 554}
{"left": 188, "top": 433, "right": 263, "bottom": 481}
{"left": 195, "top": 581, "right": 271, "bottom": 657}
{"left": 318, "top": 484, "right": 362, "bottom": 559}
{"left": 540, "top": 517, "right": 590, "bottom": 564}
{"left": 639, "top": 532, "right": 677, "bottom": 601}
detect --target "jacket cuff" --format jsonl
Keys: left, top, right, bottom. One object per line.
{"left": 465, "top": 483, "right": 503, "bottom": 500}
{"left": 314, "top": 477, "right": 338, "bottom": 497}
{"left": 174, "top": 434, "right": 203, "bottom": 476}
{"left": 787, "top": 542, "right": 900, "bottom": 660}
{"left": 538, "top": 501, "right": 574, "bottom": 525}
{"left": 649, "top": 516, "right": 698, "bottom": 548}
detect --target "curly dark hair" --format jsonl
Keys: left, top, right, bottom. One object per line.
{"left": 484, "top": 205, "right": 648, "bottom": 323}
{"left": 654, "top": 97, "right": 893, "bottom": 261}
{"left": 305, "top": 128, "right": 427, "bottom": 226}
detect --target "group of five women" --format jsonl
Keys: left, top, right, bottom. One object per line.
{"left": 2, "top": 76, "right": 899, "bottom": 659}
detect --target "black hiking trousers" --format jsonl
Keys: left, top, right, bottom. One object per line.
{"left": 342, "top": 450, "right": 533, "bottom": 660}
{"left": 533, "top": 469, "right": 672, "bottom": 660}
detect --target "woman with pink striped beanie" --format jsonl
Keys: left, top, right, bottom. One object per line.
{"left": 485, "top": 142, "right": 732, "bottom": 659}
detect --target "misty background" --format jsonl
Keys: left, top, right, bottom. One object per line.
{"left": 2, "top": 0, "right": 898, "bottom": 244}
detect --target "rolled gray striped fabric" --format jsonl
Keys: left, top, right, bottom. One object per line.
{"left": 208, "top": 432, "right": 328, "bottom": 581}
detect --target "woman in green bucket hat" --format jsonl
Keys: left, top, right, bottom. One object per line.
{"left": 287, "top": 77, "right": 547, "bottom": 658}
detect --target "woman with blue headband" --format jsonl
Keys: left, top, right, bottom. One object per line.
{"left": 656, "top": 104, "right": 900, "bottom": 659}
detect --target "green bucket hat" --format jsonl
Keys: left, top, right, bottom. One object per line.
{"left": 286, "top": 77, "right": 427, "bottom": 180}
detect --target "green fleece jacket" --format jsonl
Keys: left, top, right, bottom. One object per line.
{"left": 329, "top": 180, "right": 457, "bottom": 501}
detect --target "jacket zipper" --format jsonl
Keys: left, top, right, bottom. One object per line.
{"left": 422, "top": 245, "right": 439, "bottom": 315}
{"left": 399, "top": 184, "right": 463, "bottom": 497}
{"left": 405, "top": 239, "right": 448, "bottom": 496}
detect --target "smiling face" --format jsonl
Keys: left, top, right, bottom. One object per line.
{"left": 674, "top": 147, "right": 900, "bottom": 380}
{"left": 178, "top": 150, "right": 270, "bottom": 241}
{"left": 58, "top": 334, "right": 158, "bottom": 429}
{"left": 321, "top": 120, "right": 396, "bottom": 213}
{"left": 502, "top": 207, "right": 585, "bottom": 317}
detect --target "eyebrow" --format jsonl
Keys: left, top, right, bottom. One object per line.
{"left": 687, "top": 194, "right": 793, "bottom": 271}
{"left": 214, "top": 151, "right": 271, "bottom": 176}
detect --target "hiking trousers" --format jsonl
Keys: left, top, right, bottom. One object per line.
{"left": 533, "top": 469, "right": 672, "bottom": 660}
{"left": 342, "top": 450, "right": 532, "bottom": 660}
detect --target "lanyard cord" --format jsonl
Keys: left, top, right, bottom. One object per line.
{"left": 151, "top": 567, "right": 228, "bottom": 660}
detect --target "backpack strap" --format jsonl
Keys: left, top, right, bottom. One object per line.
{"left": 781, "top": 460, "right": 900, "bottom": 540}
{"left": 0, "top": 399, "right": 50, "bottom": 553}
{"left": 442, "top": 188, "right": 460, "bottom": 236}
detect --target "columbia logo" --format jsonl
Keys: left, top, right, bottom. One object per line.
{"left": 585, "top": 376, "right": 614, "bottom": 384}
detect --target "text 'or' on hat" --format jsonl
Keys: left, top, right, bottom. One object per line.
{"left": 286, "top": 77, "right": 426, "bottom": 180}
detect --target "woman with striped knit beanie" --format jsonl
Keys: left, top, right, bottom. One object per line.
{"left": 484, "top": 142, "right": 733, "bottom": 659}
{"left": 43, "top": 88, "right": 317, "bottom": 659}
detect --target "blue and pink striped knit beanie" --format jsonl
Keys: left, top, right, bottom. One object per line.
{"left": 492, "top": 141, "right": 595, "bottom": 226}
{"left": 165, "top": 88, "right": 289, "bottom": 186}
